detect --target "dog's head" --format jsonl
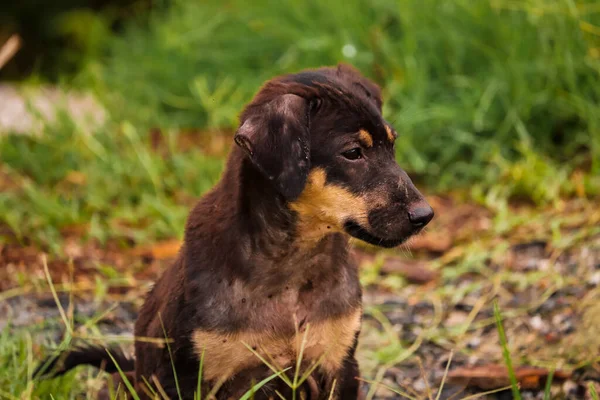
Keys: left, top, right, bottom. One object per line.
{"left": 234, "top": 64, "right": 433, "bottom": 248}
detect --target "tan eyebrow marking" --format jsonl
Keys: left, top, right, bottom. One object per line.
{"left": 385, "top": 125, "right": 396, "bottom": 143}
{"left": 358, "top": 129, "right": 373, "bottom": 148}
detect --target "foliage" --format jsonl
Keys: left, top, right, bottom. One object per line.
{"left": 87, "top": 0, "right": 600, "bottom": 196}
{"left": 0, "top": 113, "right": 223, "bottom": 251}
{"left": 3, "top": 0, "right": 600, "bottom": 246}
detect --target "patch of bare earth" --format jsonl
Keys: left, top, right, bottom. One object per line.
{"left": 1, "top": 196, "right": 599, "bottom": 399}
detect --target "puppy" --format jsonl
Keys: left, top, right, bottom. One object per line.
{"left": 36, "top": 64, "right": 434, "bottom": 399}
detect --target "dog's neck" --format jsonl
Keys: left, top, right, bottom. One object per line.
{"left": 185, "top": 152, "right": 350, "bottom": 290}
{"left": 237, "top": 156, "right": 350, "bottom": 264}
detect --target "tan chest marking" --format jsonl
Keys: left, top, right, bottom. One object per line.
{"left": 192, "top": 308, "right": 361, "bottom": 381}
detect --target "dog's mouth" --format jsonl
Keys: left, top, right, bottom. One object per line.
{"left": 343, "top": 220, "right": 407, "bottom": 248}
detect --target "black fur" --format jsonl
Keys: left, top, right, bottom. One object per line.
{"left": 34, "top": 345, "right": 134, "bottom": 379}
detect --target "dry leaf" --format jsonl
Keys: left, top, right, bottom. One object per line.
{"left": 132, "top": 239, "right": 182, "bottom": 260}
{"left": 447, "top": 364, "right": 571, "bottom": 390}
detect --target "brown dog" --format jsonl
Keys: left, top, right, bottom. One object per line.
{"left": 35, "top": 64, "right": 433, "bottom": 399}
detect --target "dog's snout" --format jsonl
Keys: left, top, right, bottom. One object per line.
{"left": 407, "top": 204, "right": 434, "bottom": 228}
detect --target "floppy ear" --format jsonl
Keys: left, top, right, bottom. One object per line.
{"left": 234, "top": 94, "right": 311, "bottom": 201}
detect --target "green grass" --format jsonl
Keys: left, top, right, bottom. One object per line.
{"left": 590, "top": 382, "right": 599, "bottom": 400}
{"left": 89, "top": 0, "right": 600, "bottom": 194}
{"left": 106, "top": 349, "right": 140, "bottom": 400}
{"left": 494, "top": 301, "right": 522, "bottom": 400}
{"left": 543, "top": 369, "right": 554, "bottom": 400}
{"left": 2, "top": 0, "right": 600, "bottom": 249}
{"left": 0, "top": 112, "right": 224, "bottom": 251}
{"left": 0, "top": 328, "right": 80, "bottom": 399}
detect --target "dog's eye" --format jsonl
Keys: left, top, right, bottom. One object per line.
{"left": 342, "top": 148, "right": 363, "bottom": 160}
{"left": 310, "top": 98, "right": 322, "bottom": 114}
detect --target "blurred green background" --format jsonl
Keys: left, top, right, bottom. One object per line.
{"left": 1, "top": 0, "right": 600, "bottom": 251}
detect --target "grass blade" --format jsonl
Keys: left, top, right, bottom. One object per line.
{"left": 140, "top": 375, "right": 159, "bottom": 399}
{"left": 543, "top": 369, "right": 554, "bottom": 400}
{"left": 242, "top": 342, "right": 293, "bottom": 387}
{"left": 435, "top": 350, "right": 453, "bottom": 400}
{"left": 195, "top": 347, "right": 205, "bottom": 400}
{"left": 461, "top": 385, "right": 515, "bottom": 399}
{"left": 274, "top": 390, "right": 287, "bottom": 400}
{"left": 152, "top": 375, "right": 171, "bottom": 400}
{"left": 416, "top": 357, "right": 433, "bottom": 400}
{"left": 590, "top": 382, "right": 599, "bottom": 400}
{"left": 42, "top": 255, "right": 72, "bottom": 335}
{"left": 493, "top": 301, "right": 521, "bottom": 400}
{"left": 357, "top": 378, "right": 418, "bottom": 400}
{"left": 297, "top": 351, "right": 328, "bottom": 387}
{"left": 327, "top": 379, "right": 337, "bottom": 400}
{"left": 106, "top": 349, "right": 140, "bottom": 400}
{"left": 159, "top": 313, "right": 183, "bottom": 400}
{"left": 238, "top": 367, "right": 292, "bottom": 400}
{"left": 293, "top": 323, "right": 311, "bottom": 389}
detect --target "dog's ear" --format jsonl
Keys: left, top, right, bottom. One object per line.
{"left": 234, "top": 93, "right": 311, "bottom": 201}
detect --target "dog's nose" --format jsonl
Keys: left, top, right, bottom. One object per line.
{"left": 408, "top": 205, "right": 434, "bottom": 228}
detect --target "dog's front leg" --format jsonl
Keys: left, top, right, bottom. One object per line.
{"left": 334, "top": 354, "right": 361, "bottom": 400}
{"left": 331, "top": 329, "right": 362, "bottom": 400}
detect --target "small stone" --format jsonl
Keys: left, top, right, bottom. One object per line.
{"left": 530, "top": 315, "right": 548, "bottom": 332}
{"left": 589, "top": 271, "right": 600, "bottom": 286}
{"left": 552, "top": 314, "right": 565, "bottom": 326}
{"left": 374, "top": 378, "right": 398, "bottom": 398}
{"left": 413, "top": 378, "right": 427, "bottom": 392}
{"left": 445, "top": 311, "right": 468, "bottom": 327}
{"left": 538, "top": 259, "right": 550, "bottom": 271}
{"left": 467, "top": 336, "right": 481, "bottom": 349}
{"left": 562, "top": 380, "right": 579, "bottom": 396}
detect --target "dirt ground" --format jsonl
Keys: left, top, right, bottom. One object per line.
{"left": 1, "top": 195, "right": 599, "bottom": 399}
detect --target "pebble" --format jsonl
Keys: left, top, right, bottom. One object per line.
{"left": 529, "top": 315, "right": 548, "bottom": 332}
{"left": 467, "top": 336, "right": 481, "bottom": 349}
{"left": 374, "top": 378, "right": 400, "bottom": 398}
{"left": 445, "top": 311, "right": 468, "bottom": 327}
{"left": 563, "top": 380, "right": 581, "bottom": 397}
{"left": 588, "top": 271, "right": 600, "bottom": 286}
{"left": 412, "top": 378, "right": 427, "bottom": 392}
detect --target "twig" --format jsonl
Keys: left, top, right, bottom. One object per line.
{"left": 0, "top": 34, "right": 21, "bottom": 70}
